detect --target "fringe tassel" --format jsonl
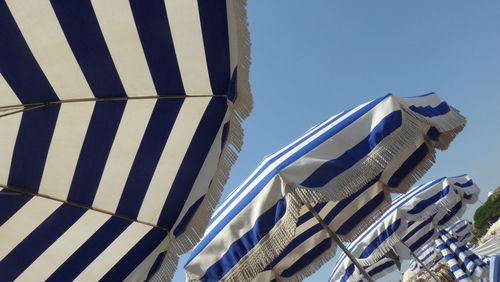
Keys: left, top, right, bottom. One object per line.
{"left": 231, "top": 0, "right": 253, "bottom": 121}
{"left": 357, "top": 227, "right": 409, "bottom": 267}
{"left": 167, "top": 112, "right": 245, "bottom": 257}
{"left": 152, "top": 0, "right": 252, "bottom": 278}
{"left": 149, "top": 249, "right": 180, "bottom": 282}
{"left": 222, "top": 192, "right": 302, "bottom": 282}
{"left": 293, "top": 110, "right": 425, "bottom": 203}
{"left": 401, "top": 105, "right": 466, "bottom": 151}
{"left": 403, "top": 189, "right": 458, "bottom": 222}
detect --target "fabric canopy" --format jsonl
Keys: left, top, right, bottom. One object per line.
{"left": 185, "top": 93, "right": 466, "bottom": 281}
{"left": 473, "top": 235, "right": 500, "bottom": 257}
{"left": 329, "top": 176, "right": 479, "bottom": 282}
{"left": 0, "top": 0, "right": 251, "bottom": 281}
{"left": 404, "top": 220, "right": 483, "bottom": 282}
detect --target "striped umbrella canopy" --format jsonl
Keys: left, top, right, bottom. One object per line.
{"left": 184, "top": 93, "right": 466, "bottom": 281}
{"left": 0, "top": 0, "right": 251, "bottom": 281}
{"left": 410, "top": 230, "right": 488, "bottom": 281}
{"left": 329, "top": 175, "right": 479, "bottom": 282}
{"left": 406, "top": 220, "right": 485, "bottom": 281}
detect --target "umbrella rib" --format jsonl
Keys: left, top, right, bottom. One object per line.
{"left": 0, "top": 94, "right": 229, "bottom": 118}
{"left": 0, "top": 184, "right": 169, "bottom": 232}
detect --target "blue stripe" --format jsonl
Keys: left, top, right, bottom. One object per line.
{"left": 266, "top": 223, "right": 324, "bottom": 269}
{"left": 50, "top": 0, "right": 127, "bottom": 98}
{"left": 454, "top": 179, "right": 473, "bottom": 188}
{"left": 409, "top": 229, "right": 435, "bottom": 251}
{"left": 0, "top": 204, "right": 85, "bottom": 281}
{"left": 438, "top": 202, "right": 463, "bottom": 225}
{"left": 407, "top": 185, "right": 450, "bottom": 215}
{"left": 281, "top": 238, "right": 331, "bottom": 278}
{"left": 46, "top": 216, "right": 131, "bottom": 282}
{"left": 116, "top": 99, "right": 183, "bottom": 221}
{"left": 173, "top": 195, "right": 205, "bottom": 236}
{"left": 0, "top": 1, "right": 59, "bottom": 103}
{"left": 359, "top": 219, "right": 401, "bottom": 259}
{"left": 402, "top": 216, "right": 434, "bottom": 242}
{"left": 463, "top": 193, "right": 473, "bottom": 200}
{"left": 147, "top": 252, "right": 166, "bottom": 281}
{"left": 208, "top": 95, "right": 387, "bottom": 230}
{"left": 0, "top": 192, "right": 33, "bottom": 225}
{"left": 409, "top": 101, "right": 451, "bottom": 117}
{"left": 331, "top": 177, "right": 446, "bottom": 275}
{"left": 426, "top": 126, "right": 440, "bottom": 141}
{"left": 387, "top": 142, "right": 429, "bottom": 188}
{"left": 101, "top": 227, "right": 166, "bottom": 281}
{"left": 197, "top": 0, "right": 230, "bottom": 94}
{"left": 455, "top": 223, "right": 468, "bottom": 234}
{"left": 67, "top": 101, "right": 126, "bottom": 206}
{"left": 368, "top": 260, "right": 395, "bottom": 276}
{"left": 8, "top": 106, "right": 60, "bottom": 192}
{"left": 130, "top": 0, "right": 184, "bottom": 95}
{"left": 200, "top": 197, "right": 288, "bottom": 281}
{"left": 336, "top": 190, "right": 385, "bottom": 235}
{"left": 159, "top": 97, "right": 227, "bottom": 229}
{"left": 191, "top": 95, "right": 390, "bottom": 262}
{"left": 301, "top": 110, "right": 402, "bottom": 188}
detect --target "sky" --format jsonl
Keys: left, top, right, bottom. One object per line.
{"left": 173, "top": 1, "right": 500, "bottom": 281}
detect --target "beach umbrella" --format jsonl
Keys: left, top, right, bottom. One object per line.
{"left": 406, "top": 221, "right": 488, "bottom": 282}
{"left": 184, "top": 93, "right": 466, "bottom": 281}
{"left": 0, "top": 0, "right": 251, "bottom": 281}
{"left": 328, "top": 175, "right": 479, "bottom": 282}
{"left": 424, "top": 230, "right": 488, "bottom": 281}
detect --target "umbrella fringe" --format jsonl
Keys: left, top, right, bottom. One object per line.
{"left": 152, "top": 0, "right": 252, "bottom": 276}
{"left": 291, "top": 104, "right": 465, "bottom": 204}
{"left": 403, "top": 190, "right": 458, "bottom": 222}
{"left": 222, "top": 192, "right": 302, "bottom": 282}
{"left": 169, "top": 112, "right": 245, "bottom": 257}
{"left": 357, "top": 228, "right": 409, "bottom": 267}
{"left": 149, "top": 249, "right": 180, "bottom": 282}
{"left": 231, "top": 0, "right": 253, "bottom": 121}
{"left": 292, "top": 110, "right": 424, "bottom": 203}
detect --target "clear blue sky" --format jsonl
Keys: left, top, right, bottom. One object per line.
{"left": 173, "top": 1, "right": 500, "bottom": 281}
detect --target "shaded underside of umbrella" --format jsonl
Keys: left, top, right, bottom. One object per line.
{"left": 329, "top": 175, "right": 479, "bottom": 282}
{"left": 0, "top": 0, "right": 251, "bottom": 281}
{"left": 185, "top": 93, "right": 466, "bottom": 281}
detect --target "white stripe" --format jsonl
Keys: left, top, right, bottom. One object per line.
{"left": 74, "top": 222, "right": 153, "bottom": 281}
{"left": 39, "top": 102, "right": 95, "bottom": 199}
{"left": 164, "top": 0, "right": 212, "bottom": 94}
{"left": 138, "top": 97, "right": 210, "bottom": 224}
{"left": 91, "top": 0, "right": 156, "bottom": 96}
{"left": 0, "top": 197, "right": 61, "bottom": 260}
{"left": 6, "top": 0, "right": 94, "bottom": 99}
{"left": 207, "top": 98, "right": 389, "bottom": 235}
{"left": 328, "top": 181, "right": 384, "bottom": 231}
{"left": 0, "top": 74, "right": 22, "bottom": 184}
{"left": 93, "top": 99, "right": 156, "bottom": 213}
{"left": 15, "top": 210, "right": 111, "bottom": 282}
{"left": 171, "top": 111, "right": 227, "bottom": 230}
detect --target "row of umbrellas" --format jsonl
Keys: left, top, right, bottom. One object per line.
{"left": 0, "top": 0, "right": 489, "bottom": 281}
{"left": 184, "top": 93, "right": 471, "bottom": 281}
{"left": 403, "top": 220, "right": 488, "bottom": 281}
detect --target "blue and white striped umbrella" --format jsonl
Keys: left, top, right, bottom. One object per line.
{"left": 329, "top": 175, "right": 479, "bottom": 282}
{"left": 406, "top": 221, "right": 487, "bottom": 282}
{"left": 184, "top": 93, "right": 466, "bottom": 281}
{"left": 0, "top": 0, "right": 251, "bottom": 281}
{"left": 432, "top": 230, "right": 487, "bottom": 281}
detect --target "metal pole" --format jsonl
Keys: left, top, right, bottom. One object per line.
{"left": 401, "top": 242, "right": 440, "bottom": 282}
{"left": 301, "top": 200, "right": 375, "bottom": 282}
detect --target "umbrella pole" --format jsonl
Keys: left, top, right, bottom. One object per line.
{"left": 301, "top": 201, "right": 375, "bottom": 282}
{"left": 401, "top": 242, "right": 440, "bottom": 282}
